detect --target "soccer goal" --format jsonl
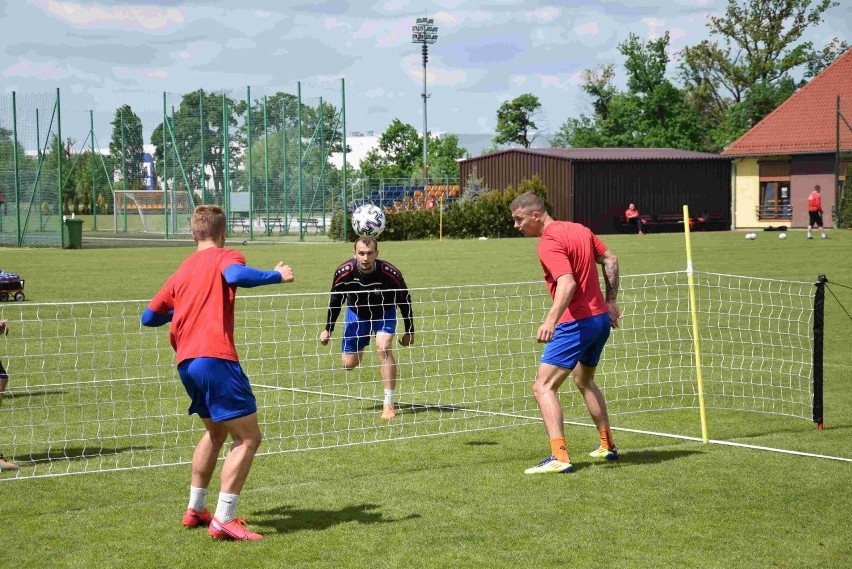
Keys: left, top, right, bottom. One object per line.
{"left": 113, "top": 190, "right": 195, "bottom": 236}
{"left": 0, "top": 271, "right": 826, "bottom": 480}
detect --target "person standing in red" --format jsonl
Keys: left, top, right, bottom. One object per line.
{"left": 807, "top": 185, "right": 827, "bottom": 239}
{"left": 510, "top": 192, "right": 621, "bottom": 474}
{"left": 143, "top": 205, "right": 294, "bottom": 540}
{"left": 624, "top": 203, "right": 643, "bottom": 235}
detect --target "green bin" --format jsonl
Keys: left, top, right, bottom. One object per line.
{"left": 63, "top": 218, "right": 84, "bottom": 249}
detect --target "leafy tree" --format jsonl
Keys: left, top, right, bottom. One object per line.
{"left": 151, "top": 89, "right": 244, "bottom": 201}
{"left": 678, "top": 0, "right": 847, "bottom": 148}
{"left": 424, "top": 134, "right": 466, "bottom": 181}
{"left": 552, "top": 33, "right": 706, "bottom": 150}
{"left": 109, "top": 105, "right": 145, "bottom": 191}
{"left": 493, "top": 94, "right": 541, "bottom": 148}
{"left": 360, "top": 119, "right": 423, "bottom": 181}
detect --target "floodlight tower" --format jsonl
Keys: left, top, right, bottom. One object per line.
{"left": 412, "top": 17, "right": 438, "bottom": 182}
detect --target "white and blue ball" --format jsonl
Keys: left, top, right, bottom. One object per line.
{"left": 745, "top": 233, "right": 756, "bottom": 240}
{"left": 779, "top": 233, "right": 787, "bottom": 239}
{"left": 351, "top": 204, "right": 386, "bottom": 237}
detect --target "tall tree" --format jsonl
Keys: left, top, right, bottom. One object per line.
{"left": 493, "top": 94, "right": 541, "bottom": 148}
{"left": 359, "top": 119, "right": 423, "bottom": 181}
{"left": 151, "top": 89, "right": 244, "bottom": 200}
{"left": 109, "top": 104, "right": 145, "bottom": 190}
{"left": 678, "top": 0, "right": 847, "bottom": 147}
{"left": 551, "top": 33, "right": 706, "bottom": 150}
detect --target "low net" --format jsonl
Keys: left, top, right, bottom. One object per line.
{"left": 0, "top": 271, "right": 817, "bottom": 479}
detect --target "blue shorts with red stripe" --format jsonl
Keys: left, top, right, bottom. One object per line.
{"left": 541, "top": 312, "right": 611, "bottom": 370}
{"left": 177, "top": 357, "right": 257, "bottom": 422}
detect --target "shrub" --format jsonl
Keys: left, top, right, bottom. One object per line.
{"left": 326, "top": 174, "right": 552, "bottom": 241}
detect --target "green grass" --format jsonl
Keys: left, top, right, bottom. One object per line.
{"left": 1, "top": 229, "right": 851, "bottom": 568}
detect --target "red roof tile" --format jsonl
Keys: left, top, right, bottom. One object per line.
{"left": 721, "top": 48, "right": 852, "bottom": 157}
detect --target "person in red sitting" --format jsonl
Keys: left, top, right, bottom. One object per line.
{"left": 624, "top": 203, "right": 643, "bottom": 235}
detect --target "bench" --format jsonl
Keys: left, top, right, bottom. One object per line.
{"left": 614, "top": 214, "right": 651, "bottom": 234}
{"left": 230, "top": 213, "right": 250, "bottom": 233}
{"left": 694, "top": 212, "right": 728, "bottom": 231}
{"left": 301, "top": 218, "right": 321, "bottom": 234}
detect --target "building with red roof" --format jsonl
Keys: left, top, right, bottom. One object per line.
{"left": 721, "top": 48, "right": 852, "bottom": 229}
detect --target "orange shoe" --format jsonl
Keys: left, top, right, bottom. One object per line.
{"left": 380, "top": 404, "right": 396, "bottom": 420}
{"left": 182, "top": 507, "right": 213, "bottom": 528}
{"left": 208, "top": 517, "right": 263, "bottom": 541}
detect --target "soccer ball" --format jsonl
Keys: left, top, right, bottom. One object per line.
{"left": 351, "top": 204, "right": 386, "bottom": 237}
{"left": 779, "top": 233, "right": 787, "bottom": 239}
{"left": 745, "top": 233, "right": 756, "bottom": 240}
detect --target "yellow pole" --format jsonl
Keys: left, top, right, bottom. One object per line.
{"left": 439, "top": 193, "right": 444, "bottom": 241}
{"left": 683, "top": 205, "right": 709, "bottom": 444}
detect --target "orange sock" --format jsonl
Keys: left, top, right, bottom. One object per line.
{"left": 550, "top": 437, "right": 570, "bottom": 463}
{"left": 598, "top": 428, "right": 614, "bottom": 450}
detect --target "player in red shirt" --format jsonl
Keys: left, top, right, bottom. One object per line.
{"left": 807, "top": 184, "right": 826, "bottom": 239}
{"left": 143, "top": 205, "right": 294, "bottom": 540}
{"left": 510, "top": 192, "right": 621, "bottom": 474}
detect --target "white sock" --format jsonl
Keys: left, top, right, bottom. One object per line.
{"left": 214, "top": 492, "right": 240, "bottom": 523}
{"left": 384, "top": 389, "right": 394, "bottom": 406}
{"left": 807, "top": 231, "right": 812, "bottom": 238}
{"left": 188, "top": 486, "right": 207, "bottom": 512}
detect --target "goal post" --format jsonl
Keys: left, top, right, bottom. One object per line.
{"left": 113, "top": 190, "right": 196, "bottom": 236}
{"left": 0, "top": 273, "right": 824, "bottom": 480}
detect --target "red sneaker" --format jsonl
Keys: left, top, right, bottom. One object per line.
{"left": 182, "top": 508, "right": 213, "bottom": 528}
{"left": 208, "top": 517, "right": 263, "bottom": 541}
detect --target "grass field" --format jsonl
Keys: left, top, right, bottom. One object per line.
{"left": 1, "top": 228, "right": 851, "bottom": 568}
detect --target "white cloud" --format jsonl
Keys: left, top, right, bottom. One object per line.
{"left": 324, "top": 17, "right": 347, "bottom": 30}
{"left": 3, "top": 60, "right": 63, "bottom": 79}
{"left": 642, "top": 16, "right": 666, "bottom": 39}
{"left": 539, "top": 74, "right": 568, "bottom": 89}
{"left": 525, "top": 7, "right": 559, "bottom": 23}
{"left": 146, "top": 69, "right": 168, "bottom": 79}
{"left": 511, "top": 75, "right": 527, "bottom": 87}
{"left": 575, "top": 21, "right": 599, "bottom": 37}
{"left": 383, "top": 0, "right": 407, "bottom": 11}
{"left": 402, "top": 54, "right": 466, "bottom": 86}
{"left": 226, "top": 38, "right": 256, "bottom": 50}
{"left": 37, "top": 0, "right": 184, "bottom": 30}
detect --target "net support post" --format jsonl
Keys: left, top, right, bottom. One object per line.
{"left": 812, "top": 275, "right": 826, "bottom": 430}
{"left": 683, "top": 205, "right": 709, "bottom": 444}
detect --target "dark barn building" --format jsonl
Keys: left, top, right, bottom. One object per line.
{"left": 458, "top": 148, "right": 732, "bottom": 234}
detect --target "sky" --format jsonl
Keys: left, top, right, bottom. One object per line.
{"left": 1, "top": 0, "right": 850, "bottom": 156}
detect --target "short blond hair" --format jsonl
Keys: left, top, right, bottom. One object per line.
{"left": 190, "top": 205, "right": 226, "bottom": 241}
{"left": 354, "top": 236, "right": 378, "bottom": 252}
{"left": 509, "top": 191, "right": 545, "bottom": 213}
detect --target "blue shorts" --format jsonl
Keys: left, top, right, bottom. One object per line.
{"left": 541, "top": 312, "right": 611, "bottom": 370}
{"left": 342, "top": 307, "right": 397, "bottom": 354}
{"left": 177, "top": 357, "right": 257, "bottom": 422}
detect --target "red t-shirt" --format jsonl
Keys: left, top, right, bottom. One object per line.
{"left": 148, "top": 247, "right": 246, "bottom": 364}
{"left": 537, "top": 221, "right": 609, "bottom": 324}
{"left": 807, "top": 191, "right": 822, "bottom": 213}
{"left": 624, "top": 208, "right": 639, "bottom": 219}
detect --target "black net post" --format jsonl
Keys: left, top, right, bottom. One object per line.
{"left": 812, "top": 274, "right": 827, "bottom": 429}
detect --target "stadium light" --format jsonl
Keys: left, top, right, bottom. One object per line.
{"left": 412, "top": 17, "right": 438, "bottom": 182}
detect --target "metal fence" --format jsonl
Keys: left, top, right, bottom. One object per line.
{"left": 0, "top": 82, "right": 349, "bottom": 246}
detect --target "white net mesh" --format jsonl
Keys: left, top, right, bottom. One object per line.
{"left": 0, "top": 272, "right": 816, "bottom": 479}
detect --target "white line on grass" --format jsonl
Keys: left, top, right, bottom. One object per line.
{"left": 254, "top": 383, "right": 852, "bottom": 464}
